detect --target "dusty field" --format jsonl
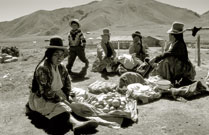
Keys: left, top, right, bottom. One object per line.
{"left": 0, "top": 39, "right": 209, "bottom": 135}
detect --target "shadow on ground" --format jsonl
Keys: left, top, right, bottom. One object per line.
{"left": 25, "top": 104, "right": 98, "bottom": 135}
{"left": 70, "top": 66, "right": 90, "bottom": 82}
{"left": 100, "top": 71, "right": 119, "bottom": 80}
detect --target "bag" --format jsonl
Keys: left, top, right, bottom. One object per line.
{"left": 117, "top": 54, "right": 142, "bottom": 70}
{"left": 136, "top": 62, "right": 153, "bottom": 78}
{"left": 127, "top": 83, "right": 161, "bottom": 104}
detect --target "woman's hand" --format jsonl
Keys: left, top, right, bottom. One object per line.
{"left": 54, "top": 94, "right": 63, "bottom": 103}
{"left": 67, "top": 96, "right": 73, "bottom": 103}
{"left": 149, "top": 57, "right": 157, "bottom": 66}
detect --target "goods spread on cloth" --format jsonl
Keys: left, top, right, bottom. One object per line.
{"left": 71, "top": 86, "right": 138, "bottom": 128}
{"left": 65, "top": 76, "right": 209, "bottom": 129}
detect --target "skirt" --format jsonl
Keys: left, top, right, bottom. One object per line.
{"left": 28, "top": 92, "right": 72, "bottom": 119}
{"left": 151, "top": 57, "right": 196, "bottom": 83}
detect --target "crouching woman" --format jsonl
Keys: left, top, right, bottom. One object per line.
{"left": 27, "top": 36, "right": 98, "bottom": 134}
{"left": 150, "top": 22, "right": 196, "bottom": 86}
{"left": 92, "top": 29, "right": 117, "bottom": 73}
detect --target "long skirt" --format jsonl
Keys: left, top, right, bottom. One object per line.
{"left": 28, "top": 91, "right": 72, "bottom": 119}
{"left": 91, "top": 57, "right": 117, "bottom": 72}
{"left": 151, "top": 57, "right": 196, "bottom": 83}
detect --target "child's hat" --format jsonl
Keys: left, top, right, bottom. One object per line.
{"left": 70, "top": 19, "right": 80, "bottom": 28}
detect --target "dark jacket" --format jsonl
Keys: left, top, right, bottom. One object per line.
{"left": 68, "top": 29, "right": 86, "bottom": 47}
{"left": 34, "top": 59, "right": 71, "bottom": 102}
{"left": 101, "top": 41, "right": 116, "bottom": 58}
{"left": 129, "top": 42, "right": 148, "bottom": 62}
{"left": 155, "top": 40, "right": 189, "bottom": 63}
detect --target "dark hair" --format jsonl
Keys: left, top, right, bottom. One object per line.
{"left": 31, "top": 48, "right": 60, "bottom": 92}
{"left": 138, "top": 39, "right": 145, "bottom": 54}
{"left": 172, "top": 33, "right": 185, "bottom": 43}
{"left": 71, "top": 21, "right": 79, "bottom": 26}
{"left": 172, "top": 33, "right": 189, "bottom": 61}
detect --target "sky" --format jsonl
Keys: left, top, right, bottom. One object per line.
{"left": 0, "top": 0, "right": 208, "bottom": 22}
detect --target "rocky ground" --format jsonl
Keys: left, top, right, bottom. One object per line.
{"left": 0, "top": 39, "right": 209, "bottom": 135}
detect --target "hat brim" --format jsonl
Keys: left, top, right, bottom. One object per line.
{"left": 132, "top": 34, "right": 142, "bottom": 38}
{"left": 101, "top": 34, "right": 111, "bottom": 36}
{"left": 70, "top": 21, "right": 80, "bottom": 28}
{"left": 167, "top": 28, "right": 185, "bottom": 34}
{"left": 45, "top": 46, "right": 68, "bottom": 50}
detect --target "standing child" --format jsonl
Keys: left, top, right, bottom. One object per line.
{"left": 66, "top": 19, "right": 89, "bottom": 74}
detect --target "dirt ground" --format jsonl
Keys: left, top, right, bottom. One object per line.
{"left": 0, "top": 40, "right": 209, "bottom": 135}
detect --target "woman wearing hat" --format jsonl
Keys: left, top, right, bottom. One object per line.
{"left": 27, "top": 36, "right": 98, "bottom": 134}
{"left": 92, "top": 29, "right": 117, "bottom": 73}
{"left": 129, "top": 31, "right": 149, "bottom": 62}
{"left": 150, "top": 22, "right": 196, "bottom": 86}
{"left": 117, "top": 31, "right": 149, "bottom": 75}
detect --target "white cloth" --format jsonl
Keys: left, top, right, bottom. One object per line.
{"left": 51, "top": 65, "right": 63, "bottom": 92}
{"left": 117, "top": 54, "right": 142, "bottom": 70}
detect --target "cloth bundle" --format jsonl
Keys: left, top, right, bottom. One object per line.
{"left": 88, "top": 81, "right": 117, "bottom": 94}
{"left": 117, "top": 54, "right": 143, "bottom": 70}
{"left": 126, "top": 83, "right": 161, "bottom": 104}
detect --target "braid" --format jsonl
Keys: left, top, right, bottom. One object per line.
{"left": 31, "top": 52, "right": 47, "bottom": 92}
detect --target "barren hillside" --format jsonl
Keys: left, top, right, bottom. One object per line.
{"left": 0, "top": 0, "right": 200, "bottom": 38}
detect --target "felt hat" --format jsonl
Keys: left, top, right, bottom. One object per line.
{"left": 45, "top": 36, "right": 67, "bottom": 50}
{"left": 101, "top": 28, "right": 111, "bottom": 36}
{"left": 167, "top": 21, "right": 185, "bottom": 34}
{"left": 70, "top": 19, "right": 80, "bottom": 28}
{"left": 132, "top": 31, "right": 142, "bottom": 38}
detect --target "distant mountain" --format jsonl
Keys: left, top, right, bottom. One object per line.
{"left": 0, "top": 0, "right": 200, "bottom": 38}
{"left": 200, "top": 11, "right": 209, "bottom": 25}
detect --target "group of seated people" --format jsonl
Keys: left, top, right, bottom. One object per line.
{"left": 26, "top": 21, "right": 196, "bottom": 134}
{"left": 93, "top": 21, "right": 196, "bottom": 87}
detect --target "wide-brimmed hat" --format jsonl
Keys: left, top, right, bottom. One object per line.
{"left": 132, "top": 31, "right": 142, "bottom": 38}
{"left": 167, "top": 21, "right": 185, "bottom": 34}
{"left": 101, "top": 28, "right": 111, "bottom": 36}
{"left": 70, "top": 19, "right": 80, "bottom": 28}
{"left": 45, "top": 36, "right": 67, "bottom": 50}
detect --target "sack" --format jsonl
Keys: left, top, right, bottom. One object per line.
{"left": 127, "top": 83, "right": 161, "bottom": 104}
{"left": 117, "top": 54, "right": 142, "bottom": 70}
{"left": 171, "top": 81, "right": 208, "bottom": 99}
{"left": 118, "top": 72, "right": 146, "bottom": 88}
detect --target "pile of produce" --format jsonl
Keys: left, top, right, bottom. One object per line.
{"left": 88, "top": 81, "right": 117, "bottom": 94}
{"left": 86, "top": 92, "right": 127, "bottom": 112}
{"left": 84, "top": 92, "right": 138, "bottom": 121}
